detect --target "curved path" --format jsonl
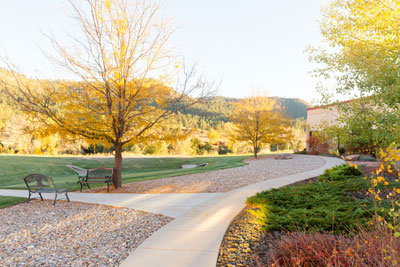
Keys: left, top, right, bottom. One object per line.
{"left": 0, "top": 155, "right": 343, "bottom": 266}
{"left": 119, "top": 156, "right": 343, "bottom": 267}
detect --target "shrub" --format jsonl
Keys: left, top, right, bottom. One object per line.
{"left": 191, "top": 138, "right": 214, "bottom": 155}
{"left": 124, "top": 144, "right": 140, "bottom": 153}
{"left": 268, "top": 227, "right": 400, "bottom": 267}
{"left": 143, "top": 145, "right": 157, "bottom": 155}
{"left": 81, "top": 143, "right": 114, "bottom": 154}
{"left": 364, "top": 143, "right": 400, "bottom": 235}
{"left": 191, "top": 138, "right": 203, "bottom": 155}
{"left": 358, "top": 154, "right": 377, "bottom": 162}
{"left": 247, "top": 179, "right": 371, "bottom": 233}
{"left": 294, "top": 148, "right": 306, "bottom": 154}
{"left": 247, "top": 165, "right": 370, "bottom": 233}
{"left": 307, "top": 135, "right": 329, "bottom": 154}
{"left": 218, "top": 144, "right": 231, "bottom": 155}
{"left": 319, "top": 164, "right": 362, "bottom": 182}
{"left": 143, "top": 144, "right": 164, "bottom": 155}
{"left": 203, "top": 142, "right": 213, "bottom": 154}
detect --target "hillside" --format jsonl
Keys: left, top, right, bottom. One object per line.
{"left": 178, "top": 96, "right": 310, "bottom": 129}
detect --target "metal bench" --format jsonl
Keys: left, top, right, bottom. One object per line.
{"left": 66, "top": 165, "right": 87, "bottom": 178}
{"left": 78, "top": 167, "right": 113, "bottom": 192}
{"left": 24, "top": 174, "right": 70, "bottom": 205}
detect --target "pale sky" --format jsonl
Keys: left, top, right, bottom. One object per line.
{"left": 0, "top": 0, "right": 330, "bottom": 103}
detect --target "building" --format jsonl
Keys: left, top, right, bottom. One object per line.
{"left": 305, "top": 100, "right": 353, "bottom": 153}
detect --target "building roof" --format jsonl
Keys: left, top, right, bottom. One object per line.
{"left": 307, "top": 99, "right": 359, "bottom": 111}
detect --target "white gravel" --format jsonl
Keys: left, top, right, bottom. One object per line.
{"left": 89, "top": 155, "right": 326, "bottom": 193}
{"left": 0, "top": 200, "right": 172, "bottom": 266}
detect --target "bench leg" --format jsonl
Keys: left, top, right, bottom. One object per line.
{"left": 87, "top": 183, "right": 91, "bottom": 190}
{"left": 27, "top": 191, "right": 32, "bottom": 203}
{"left": 53, "top": 193, "right": 57, "bottom": 205}
{"left": 80, "top": 183, "right": 83, "bottom": 192}
{"left": 65, "top": 192, "right": 70, "bottom": 202}
{"left": 38, "top": 192, "right": 43, "bottom": 201}
{"left": 107, "top": 183, "right": 110, "bottom": 192}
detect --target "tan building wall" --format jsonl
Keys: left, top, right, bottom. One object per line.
{"left": 306, "top": 104, "right": 341, "bottom": 152}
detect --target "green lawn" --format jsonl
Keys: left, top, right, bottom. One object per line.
{"left": 0, "top": 154, "right": 250, "bottom": 191}
{"left": 0, "top": 196, "right": 26, "bottom": 209}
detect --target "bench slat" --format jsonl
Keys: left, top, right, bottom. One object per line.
{"left": 79, "top": 167, "right": 114, "bottom": 192}
{"left": 80, "top": 180, "right": 112, "bottom": 184}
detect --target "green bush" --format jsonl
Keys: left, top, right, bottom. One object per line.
{"left": 191, "top": 138, "right": 214, "bottom": 155}
{"left": 338, "top": 147, "right": 346, "bottom": 154}
{"left": 319, "top": 164, "right": 362, "bottom": 182}
{"left": 143, "top": 144, "right": 163, "bottom": 155}
{"left": 247, "top": 165, "right": 371, "bottom": 233}
{"left": 124, "top": 144, "right": 141, "bottom": 153}
{"left": 358, "top": 154, "right": 377, "bottom": 162}
{"left": 247, "top": 180, "right": 372, "bottom": 233}
{"left": 81, "top": 143, "right": 114, "bottom": 154}
{"left": 218, "top": 144, "right": 231, "bottom": 155}
{"left": 203, "top": 142, "right": 213, "bottom": 154}
{"left": 294, "top": 148, "right": 306, "bottom": 154}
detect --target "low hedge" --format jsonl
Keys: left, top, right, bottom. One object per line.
{"left": 247, "top": 164, "right": 373, "bottom": 233}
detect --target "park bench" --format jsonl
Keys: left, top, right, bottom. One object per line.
{"left": 24, "top": 174, "right": 70, "bottom": 205}
{"left": 65, "top": 164, "right": 87, "bottom": 178}
{"left": 77, "top": 167, "right": 113, "bottom": 192}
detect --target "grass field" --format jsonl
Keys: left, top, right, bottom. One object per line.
{"left": 0, "top": 154, "right": 250, "bottom": 191}
{"left": 0, "top": 196, "right": 26, "bottom": 209}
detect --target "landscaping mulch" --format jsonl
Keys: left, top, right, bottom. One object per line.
{"left": 350, "top": 188, "right": 400, "bottom": 201}
{"left": 216, "top": 206, "right": 278, "bottom": 267}
{"left": 0, "top": 200, "right": 173, "bottom": 266}
{"left": 353, "top": 161, "right": 379, "bottom": 174}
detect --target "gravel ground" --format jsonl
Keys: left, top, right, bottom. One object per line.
{"left": 0, "top": 200, "right": 172, "bottom": 267}
{"left": 88, "top": 155, "right": 325, "bottom": 193}
{"left": 216, "top": 206, "right": 270, "bottom": 267}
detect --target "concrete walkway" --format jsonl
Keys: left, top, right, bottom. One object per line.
{"left": 119, "top": 156, "right": 343, "bottom": 267}
{"left": 0, "top": 190, "right": 220, "bottom": 218}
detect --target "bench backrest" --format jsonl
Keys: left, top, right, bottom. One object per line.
{"left": 24, "top": 174, "right": 56, "bottom": 191}
{"left": 87, "top": 167, "right": 113, "bottom": 180}
{"left": 66, "top": 165, "right": 87, "bottom": 177}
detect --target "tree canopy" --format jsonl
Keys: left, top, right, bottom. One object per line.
{"left": 311, "top": 0, "right": 400, "bottom": 106}
{"left": 230, "top": 96, "right": 292, "bottom": 158}
{"left": 309, "top": 0, "right": 400, "bottom": 155}
{"left": 0, "top": 0, "right": 213, "bottom": 188}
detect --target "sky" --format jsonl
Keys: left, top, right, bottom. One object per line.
{"left": 0, "top": 0, "right": 330, "bottom": 103}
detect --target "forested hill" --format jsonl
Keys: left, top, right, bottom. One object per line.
{"left": 273, "top": 97, "right": 311, "bottom": 119}
{"left": 0, "top": 66, "right": 310, "bottom": 133}
{"left": 180, "top": 96, "right": 310, "bottom": 126}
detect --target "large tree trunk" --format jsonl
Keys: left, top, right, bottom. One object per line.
{"left": 113, "top": 142, "right": 123, "bottom": 188}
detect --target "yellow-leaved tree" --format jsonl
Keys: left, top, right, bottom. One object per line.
{"left": 307, "top": 0, "right": 400, "bottom": 154}
{"left": 0, "top": 0, "right": 214, "bottom": 188}
{"left": 230, "top": 96, "right": 292, "bottom": 158}
{"left": 311, "top": 0, "right": 400, "bottom": 105}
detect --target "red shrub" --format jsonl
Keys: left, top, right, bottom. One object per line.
{"left": 268, "top": 227, "right": 400, "bottom": 266}
{"left": 307, "top": 135, "right": 329, "bottom": 154}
